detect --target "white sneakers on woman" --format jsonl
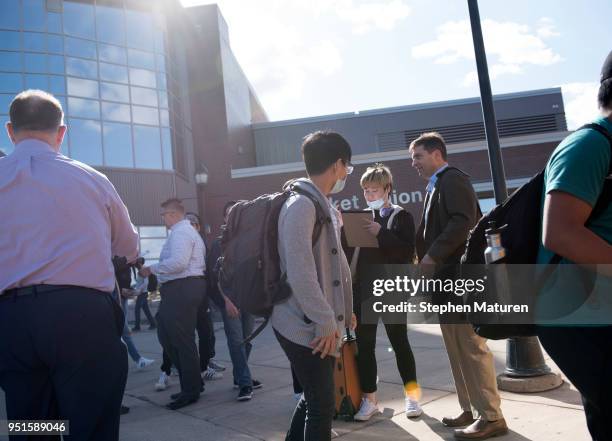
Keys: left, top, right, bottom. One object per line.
{"left": 354, "top": 397, "right": 381, "bottom": 421}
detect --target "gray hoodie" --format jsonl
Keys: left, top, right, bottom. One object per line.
{"left": 271, "top": 178, "right": 353, "bottom": 353}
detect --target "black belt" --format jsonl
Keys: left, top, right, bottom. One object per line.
{"left": 161, "top": 275, "right": 206, "bottom": 286}
{"left": 1, "top": 284, "right": 83, "bottom": 300}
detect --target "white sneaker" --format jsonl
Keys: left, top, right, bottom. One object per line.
{"left": 405, "top": 398, "right": 423, "bottom": 418}
{"left": 155, "top": 372, "right": 171, "bottom": 391}
{"left": 202, "top": 368, "right": 223, "bottom": 381}
{"left": 136, "top": 357, "right": 155, "bottom": 370}
{"left": 208, "top": 359, "right": 226, "bottom": 372}
{"left": 354, "top": 397, "right": 380, "bottom": 421}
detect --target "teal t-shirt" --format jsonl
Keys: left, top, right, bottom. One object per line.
{"left": 535, "top": 116, "right": 612, "bottom": 325}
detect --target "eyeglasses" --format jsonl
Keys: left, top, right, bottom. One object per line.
{"left": 342, "top": 159, "right": 354, "bottom": 175}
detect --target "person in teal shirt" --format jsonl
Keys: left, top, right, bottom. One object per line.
{"left": 536, "top": 50, "right": 612, "bottom": 441}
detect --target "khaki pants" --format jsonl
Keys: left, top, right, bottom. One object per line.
{"left": 440, "top": 323, "right": 503, "bottom": 421}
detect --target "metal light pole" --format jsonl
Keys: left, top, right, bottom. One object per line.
{"left": 466, "top": 0, "right": 562, "bottom": 392}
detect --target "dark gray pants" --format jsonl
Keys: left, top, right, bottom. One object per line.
{"left": 157, "top": 277, "right": 206, "bottom": 399}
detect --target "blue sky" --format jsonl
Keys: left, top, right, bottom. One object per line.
{"left": 181, "top": 0, "right": 611, "bottom": 129}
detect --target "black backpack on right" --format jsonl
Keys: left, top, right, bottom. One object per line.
{"left": 461, "top": 123, "right": 612, "bottom": 339}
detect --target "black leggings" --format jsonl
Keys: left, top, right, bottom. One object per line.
{"left": 355, "top": 321, "right": 417, "bottom": 393}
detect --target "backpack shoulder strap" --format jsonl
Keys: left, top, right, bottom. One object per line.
{"left": 290, "top": 186, "right": 328, "bottom": 245}
{"left": 578, "top": 123, "right": 612, "bottom": 174}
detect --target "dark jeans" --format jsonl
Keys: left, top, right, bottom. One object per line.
{"left": 355, "top": 321, "right": 417, "bottom": 393}
{"left": 0, "top": 286, "right": 127, "bottom": 441}
{"left": 222, "top": 307, "right": 254, "bottom": 387}
{"left": 197, "top": 295, "right": 215, "bottom": 371}
{"left": 134, "top": 291, "right": 156, "bottom": 329}
{"left": 275, "top": 329, "right": 335, "bottom": 441}
{"left": 537, "top": 326, "right": 612, "bottom": 441}
{"left": 156, "top": 278, "right": 206, "bottom": 399}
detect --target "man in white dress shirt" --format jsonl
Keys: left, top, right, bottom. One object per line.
{"left": 140, "top": 198, "right": 206, "bottom": 410}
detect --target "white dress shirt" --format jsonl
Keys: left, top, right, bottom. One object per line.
{"left": 150, "top": 219, "right": 206, "bottom": 284}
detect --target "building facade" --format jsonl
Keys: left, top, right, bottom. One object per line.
{"left": 0, "top": 0, "right": 570, "bottom": 264}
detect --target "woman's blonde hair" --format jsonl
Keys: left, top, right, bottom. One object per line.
{"left": 360, "top": 162, "right": 393, "bottom": 190}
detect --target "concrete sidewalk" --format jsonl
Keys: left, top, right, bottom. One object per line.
{"left": 0, "top": 303, "right": 590, "bottom": 441}
{"left": 114, "top": 318, "right": 589, "bottom": 441}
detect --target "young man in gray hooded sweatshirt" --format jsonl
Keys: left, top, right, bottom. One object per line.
{"left": 272, "top": 130, "right": 356, "bottom": 441}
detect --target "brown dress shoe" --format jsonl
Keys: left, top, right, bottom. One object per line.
{"left": 442, "top": 411, "right": 476, "bottom": 427}
{"left": 454, "top": 418, "right": 508, "bottom": 440}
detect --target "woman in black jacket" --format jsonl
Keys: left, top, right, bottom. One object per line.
{"left": 349, "top": 163, "right": 422, "bottom": 421}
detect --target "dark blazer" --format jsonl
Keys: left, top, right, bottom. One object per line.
{"left": 416, "top": 167, "right": 480, "bottom": 264}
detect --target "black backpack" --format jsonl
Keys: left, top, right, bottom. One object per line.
{"left": 217, "top": 184, "right": 327, "bottom": 342}
{"left": 461, "top": 123, "right": 612, "bottom": 339}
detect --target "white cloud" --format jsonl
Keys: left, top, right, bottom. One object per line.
{"left": 181, "top": 0, "right": 411, "bottom": 117}
{"left": 413, "top": 18, "right": 563, "bottom": 87}
{"left": 561, "top": 82, "right": 600, "bottom": 130}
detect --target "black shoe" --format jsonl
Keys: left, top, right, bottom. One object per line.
{"left": 166, "top": 396, "right": 198, "bottom": 410}
{"left": 237, "top": 386, "right": 253, "bottom": 401}
{"left": 131, "top": 327, "right": 141, "bottom": 332}
{"left": 170, "top": 392, "right": 182, "bottom": 400}
{"left": 252, "top": 380, "right": 263, "bottom": 390}
{"left": 120, "top": 405, "right": 130, "bottom": 415}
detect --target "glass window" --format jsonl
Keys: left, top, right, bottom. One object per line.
{"left": 98, "top": 43, "right": 126, "bottom": 65}
{"left": 48, "top": 75, "right": 65, "bottom": 95}
{"left": 24, "top": 74, "right": 48, "bottom": 90}
{"left": 66, "top": 57, "right": 97, "bottom": 79}
{"left": 0, "top": 94, "right": 13, "bottom": 113}
{"left": 132, "top": 105, "right": 158, "bottom": 125}
{"left": 157, "top": 72, "right": 167, "bottom": 91}
{"left": 96, "top": 5, "right": 125, "bottom": 46}
{"left": 140, "top": 238, "right": 165, "bottom": 260}
{"left": 161, "top": 127, "right": 173, "bottom": 170}
{"left": 67, "top": 77, "right": 99, "bottom": 99}
{"left": 23, "top": 33, "right": 46, "bottom": 52}
{"left": 101, "top": 102, "right": 130, "bottom": 122}
{"left": 159, "top": 91, "right": 168, "bottom": 108}
{"left": 128, "top": 49, "right": 154, "bottom": 70}
{"left": 160, "top": 109, "right": 169, "bottom": 127}
{"left": 139, "top": 226, "right": 167, "bottom": 238}
{"left": 156, "top": 54, "right": 166, "bottom": 73}
{"left": 154, "top": 29, "right": 165, "bottom": 54}
{"left": 133, "top": 125, "right": 162, "bottom": 169}
{"left": 0, "top": 0, "right": 21, "bottom": 31}
{"left": 23, "top": 0, "right": 46, "bottom": 32}
{"left": 125, "top": 10, "right": 154, "bottom": 51}
{"left": 0, "top": 31, "right": 20, "bottom": 51}
{"left": 103, "top": 122, "right": 133, "bottom": 167}
{"left": 47, "top": 35, "right": 63, "bottom": 54}
{"left": 68, "top": 97, "right": 100, "bottom": 119}
{"left": 24, "top": 53, "right": 46, "bottom": 73}
{"left": 63, "top": 1, "right": 95, "bottom": 39}
{"left": 69, "top": 119, "right": 103, "bottom": 165}
{"left": 129, "top": 68, "right": 156, "bottom": 88}
{"left": 47, "top": 12, "right": 62, "bottom": 34}
{"left": 131, "top": 86, "right": 158, "bottom": 107}
{"left": 65, "top": 37, "right": 96, "bottom": 59}
{"left": 100, "top": 82, "right": 129, "bottom": 103}
{"left": 47, "top": 55, "right": 64, "bottom": 74}
{"left": 0, "top": 52, "right": 22, "bottom": 72}
{"left": 100, "top": 62, "right": 128, "bottom": 83}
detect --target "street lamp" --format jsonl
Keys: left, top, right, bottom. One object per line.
{"left": 466, "top": 0, "right": 562, "bottom": 393}
{"left": 195, "top": 164, "right": 209, "bottom": 185}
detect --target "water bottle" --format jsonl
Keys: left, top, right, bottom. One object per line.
{"left": 484, "top": 221, "right": 507, "bottom": 264}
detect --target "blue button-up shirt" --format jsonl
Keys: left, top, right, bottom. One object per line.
{"left": 0, "top": 139, "right": 139, "bottom": 293}
{"left": 426, "top": 163, "right": 450, "bottom": 193}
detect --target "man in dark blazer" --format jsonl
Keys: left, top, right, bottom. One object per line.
{"left": 411, "top": 132, "right": 507, "bottom": 440}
